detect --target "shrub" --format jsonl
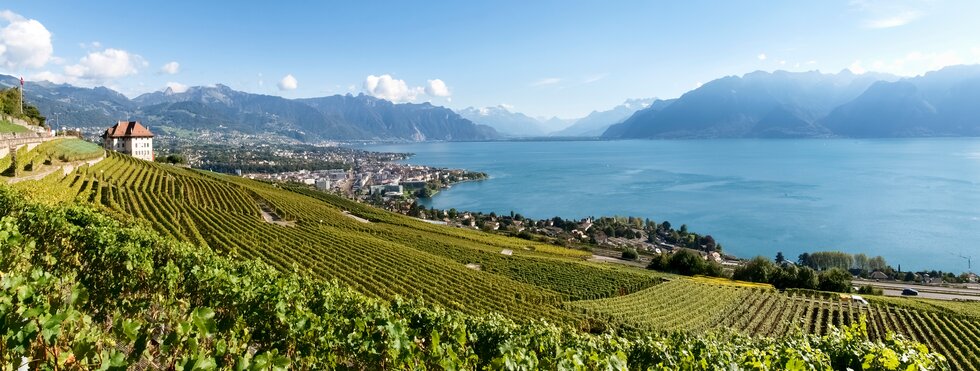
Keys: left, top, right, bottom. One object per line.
{"left": 857, "top": 285, "right": 883, "bottom": 296}
{"left": 621, "top": 247, "right": 638, "bottom": 261}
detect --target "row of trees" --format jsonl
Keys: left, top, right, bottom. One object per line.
{"left": 646, "top": 249, "right": 725, "bottom": 277}
{"left": 735, "top": 256, "right": 852, "bottom": 292}
{"left": 643, "top": 250, "right": 853, "bottom": 293}
{"left": 796, "top": 251, "right": 888, "bottom": 273}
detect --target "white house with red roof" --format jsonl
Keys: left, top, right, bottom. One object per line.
{"left": 102, "top": 121, "right": 154, "bottom": 161}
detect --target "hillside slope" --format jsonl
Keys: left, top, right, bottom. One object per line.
{"left": 6, "top": 149, "right": 980, "bottom": 369}
{"left": 0, "top": 186, "right": 951, "bottom": 369}
{"left": 603, "top": 70, "right": 887, "bottom": 138}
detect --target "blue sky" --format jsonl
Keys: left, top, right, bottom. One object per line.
{"left": 2, "top": 0, "right": 979, "bottom": 118}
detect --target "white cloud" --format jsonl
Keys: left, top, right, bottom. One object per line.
{"left": 695, "top": 82, "right": 703, "bottom": 89}
{"left": 779, "top": 60, "right": 787, "bottom": 65}
{"left": 278, "top": 74, "right": 298, "bottom": 91}
{"left": 425, "top": 78, "right": 451, "bottom": 97}
{"left": 0, "top": 10, "right": 54, "bottom": 69}
{"left": 863, "top": 10, "right": 921, "bottom": 29}
{"left": 583, "top": 73, "right": 608, "bottom": 84}
{"left": 160, "top": 61, "right": 180, "bottom": 74}
{"left": 165, "top": 82, "right": 188, "bottom": 93}
{"left": 530, "top": 77, "right": 561, "bottom": 87}
{"left": 31, "top": 70, "right": 70, "bottom": 84}
{"left": 360, "top": 74, "right": 454, "bottom": 102}
{"left": 364, "top": 74, "right": 422, "bottom": 102}
{"left": 64, "top": 48, "right": 146, "bottom": 82}
{"left": 848, "top": 60, "right": 866, "bottom": 74}
{"left": 757, "top": 53, "right": 767, "bottom": 61}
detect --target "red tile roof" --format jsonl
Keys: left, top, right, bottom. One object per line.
{"left": 103, "top": 121, "right": 154, "bottom": 138}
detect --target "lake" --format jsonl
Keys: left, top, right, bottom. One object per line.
{"left": 365, "top": 139, "right": 980, "bottom": 272}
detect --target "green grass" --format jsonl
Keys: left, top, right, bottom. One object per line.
{"left": 0, "top": 118, "right": 29, "bottom": 133}
{"left": 38, "top": 138, "right": 104, "bottom": 162}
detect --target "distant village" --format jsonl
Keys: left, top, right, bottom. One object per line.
{"left": 244, "top": 161, "right": 486, "bottom": 200}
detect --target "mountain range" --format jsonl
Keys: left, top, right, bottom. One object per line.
{"left": 603, "top": 65, "right": 980, "bottom": 139}
{"left": 456, "top": 106, "right": 554, "bottom": 137}
{"left": 458, "top": 98, "right": 657, "bottom": 137}
{"left": 557, "top": 98, "right": 665, "bottom": 137}
{"left": 6, "top": 64, "right": 980, "bottom": 142}
{"left": 0, "top": 76, "right": 499, "bottom": 141}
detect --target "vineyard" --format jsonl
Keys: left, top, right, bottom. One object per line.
{"left": 18, "top": 152, "right": 665, "bottom": 323}
{"left": 571, "top": 279, "right": 980, "bottom": 371}
{"left": 5, "top": 150, "right": 980, "bottom": 369}
{"left": 0, "top": 188, "right": 950, "bottom": 369}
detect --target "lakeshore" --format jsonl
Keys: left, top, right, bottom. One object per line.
{"left": 368, "top": 138, "right": 980, "bottom": 272}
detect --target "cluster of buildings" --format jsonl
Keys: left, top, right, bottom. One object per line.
{"left": 351, "top": 163, "right": 445, "bottom": 194}
{"left": 245, "top": 169, "right": 349, "bottom": 191}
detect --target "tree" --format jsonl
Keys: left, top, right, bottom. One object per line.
{"left": 818, "top": 268, "right": 852, "bottom": 293}
{"left": 772, "top": 264, "right": 799, "bottom": 290}
{"left": 775, "top": 251, "right": 785, "bottom": 264}
{"left": 646, "top": 253, "right": 670, "bottom": 271}
{"left": 798, "top": 253, "right": 812, "bottom": 268}
{"left": 794, "top": 266, "right": 819, "bottom": 290}
{"left": 733, "top": 256, "right": 776, "bottom": 283}
{"left": 669, "top": 249, "right": 705, "bottom": 276}
{"left": 646, "top": 249, "right": 725, "bottom": 278}
{"left": 869, "top": 256, "right": 887, "bottom": 272}
{"left": 853, "top": 253, "right": 869, "bottom": 272}
{"left": 700, "top": 235, "right": 717, "bottom": 251}
{"left": 902, "top": 272, "right": 915, "bottom": 282}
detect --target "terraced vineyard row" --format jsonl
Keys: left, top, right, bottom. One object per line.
{"left": 572, "top": 279, "right": 980, "bottom": 371}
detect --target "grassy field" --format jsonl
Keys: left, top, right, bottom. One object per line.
{"left": 37, "top": 138, "right": 104, "bottom": 162}
{"left": 12, "top": 151, "right": 980, "bottom": 370}
{"left": 0, "top": 118, "right": 29, "bottom": 133}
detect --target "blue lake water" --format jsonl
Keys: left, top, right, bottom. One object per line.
{"left": 365, "top": 139, "right": 980, "bottom": 272}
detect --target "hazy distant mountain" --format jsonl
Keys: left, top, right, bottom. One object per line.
{"left": 603, "top": 70, "right": 895, "bottom": 138}
{"left": 820, "top": 65, "right": 980, "bottom": 137}
{"left": 536, "top": 116, "right": 576, "bottom": 133}
{"left": 457, "top": 106, "right": 550, "bottom": 137}
{"left": 555, "top": 98, "right": 664, "bottom": 137}
{"left": 299, "top": 95, "right": 498, "bottom": 141}
{"left": 3, "top": 75, "right": 498, "bottom": 141}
